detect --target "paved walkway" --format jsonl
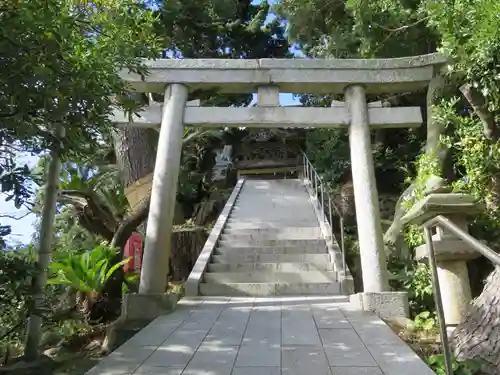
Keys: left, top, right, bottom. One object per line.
{"left": 86, "top": 297, "right": 434, "bottom": 375}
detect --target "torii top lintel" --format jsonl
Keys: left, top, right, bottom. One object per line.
{"left": 121, "top": 53, "right": 447, "bottom": 95}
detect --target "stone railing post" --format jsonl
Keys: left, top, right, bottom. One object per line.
{"left": 402, "top": 192, "right": 484, "bottom": 329}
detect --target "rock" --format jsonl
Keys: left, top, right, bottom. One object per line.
{"left": 43, "top": 347, "right": 60, "bottom": 358}
{"left": 85, "top": 340, "right": 102, "bottom": 352}
{"left": 385, "top": 316, "right": 414, "bottom": 332}
{"left": 41, "top": 332, "right": 64, "bottom": 347}
{"left": 43, "top": 345, "right": 72, "bottom": 359}
{"left": 423, "top": 175, "right": 451, "bottom": 195}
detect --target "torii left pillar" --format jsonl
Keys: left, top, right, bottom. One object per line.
{"left": 140, "top": 84, "right": 188, "bottom": 294}
{"left": 123, "top": 84, "right": 188, "bottom": 320}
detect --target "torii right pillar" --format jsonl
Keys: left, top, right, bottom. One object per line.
{"left": 345, "top": 85, "right": 409, "bottom": 319}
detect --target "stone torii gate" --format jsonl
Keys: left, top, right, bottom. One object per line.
{"left": 112, "top": 54, "right": 446, "bottom": 316}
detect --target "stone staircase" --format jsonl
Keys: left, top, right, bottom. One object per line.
{"left": 199, "top": 179, "right": 343, "bottom": 296}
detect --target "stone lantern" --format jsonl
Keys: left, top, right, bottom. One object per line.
{"left": 402, "top": 192, "right": 484, "bottom": 329}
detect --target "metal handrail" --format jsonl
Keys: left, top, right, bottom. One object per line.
{"left": 301, "top": 152, "right": 346, "bottom": 275}
{"left": 422, "top": 214, "right": 500, "bottom": 375}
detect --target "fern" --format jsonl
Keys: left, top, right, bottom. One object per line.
{"left": 47, "top": 245, "right": 131, "bottom": 293}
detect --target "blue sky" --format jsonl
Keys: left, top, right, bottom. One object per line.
{"left": 1, "top": 154, "right": 39, "bottom": 245}
{"left": 0, "top": 1, "right": 301, "bottom": 246}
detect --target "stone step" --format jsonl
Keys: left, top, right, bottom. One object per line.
{"left": 227, "top": 219, "right": 318, "bottom": 226}
{"left": 234, "top": 201, "right": 310, "bottom": 206}
{"left": 225, "top": 222, "right": 318, "bottom": 230}
{"left": 204, "top": 271, "right": 338, "bottom": 283}
{"left": 222, "top": 227, "right": 323, "bottom": 236}
{"left": 235, "top": 197, "right": 308, "bottom": 201}
{"left": 228, "top": 213, "right": 315, "bottom": 219}
{"left": 234, "top": 200, "right": 309, "bottom": 205}
{"left": 233, "top": 208, "right": 311, "bottom": 212}
{"left": 239, "top": 192, "right": 307, "bottom": 197}
{"left": 220, "top": 232, "right": 323, "bottom": 241}
{"left": 199, "top": 282, "right": 341, "bottom": 296}
{"left": 211, "top": 253, "right": 330, "bottom": 264}
{"left": 218, "top": 239, "right": 326, "bottom": 248}
{"left": 227, "top": 217, "right": 316, "bottom": 223}
{"left": 238, "top": 189, "right": 305, "bottom": 192}
{"left": 215, "top": 246, "right": 326, "bottom": 255}
{"left": 207, "top": 262, "right": 335, "bottom": 273}
{"left": 241, "top": 184, "right": 304, "bottom": 190}
{"left": 230, "top": 210, "right": 316, "bottom": 216}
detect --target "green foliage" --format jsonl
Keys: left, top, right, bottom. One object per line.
{"left": 403, "top": 153, "right": 443, "bottom": 208}
{"left": 0, "top": 248, "right": 35, "bottom": 348}
{"left": 403, "top": 225, "right": 425, "bottom": 248}
{"left": 425, "top": 0, "right": 500, "bottom": 228}
{"left": 427, "top": 354, "right": 482, "bottom": 375}
{"left": 0, "top": 225, "right": 12, "bottom": 250}
{"left": 178, "top": 130, "right": 225, "bottom": 207}
{"left": 426, "top": 0, "right": 500, "bottom": 102}
{"left": 389, "top": 259, "right": 434, "bottom": 316}
{"left": 47, "top": 245, "right": 130, "bottom": 293}
{"left": 1, "top": 0, "right": 161, "bottom": 153}
{"left": 0, "top": 158, "right": 33, "bottom": 212}
{"left": 274, "top": 0, "right": 437, "bottom": 58}
{"left": 305, "top": 129, "right": 350, "bottom": 183}
{"left": 439, "top": 101, "right": 500, "bottom": 215}
{"left": 410, "top": 311, "right": 437, "bottom": 332}
{"left": 30, "top": 151, "right": 129, "bottom": 250}
{"left": 0, "top": 0, "right": 161, "bottom": 245}
{"left": 161, "top": 0, "right": 289, "bottom": 59}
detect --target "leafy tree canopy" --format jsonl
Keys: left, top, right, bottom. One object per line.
{"left": 0, "top": 0, "right": 161, "bottom": 245}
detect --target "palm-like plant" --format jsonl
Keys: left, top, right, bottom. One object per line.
{"left": 47, "top": 245, "right": 132, "bottom": 322}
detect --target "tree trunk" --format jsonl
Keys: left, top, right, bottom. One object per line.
{"left": 112, "top": 127, "right": 157, "bottom": 188}
{"left": 24, "top": 124, "right": 64, "bottom": 361}
{"left": 101, "top": 127, "right": 157, "bottom": 304}
{"left": 112, "top": 125, "right": 156, "bottom": 229}
{"left": 112, "top": 125, "right": 156, "bottom": 254}
{"left": 451, "top": 266, "right": 500, "bottom": 374}
{"left": 384, "top": 76, "right": 448, "bottom": 248}
{"left": 170, "top": 226, "right": 208, "bottom": 281}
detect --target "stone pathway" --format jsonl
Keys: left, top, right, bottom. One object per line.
{"left": 85, "top": 296, "right": 434, "bottom": 375}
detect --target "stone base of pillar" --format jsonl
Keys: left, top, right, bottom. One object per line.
{"left": 121, "top": 293, "right": 179, "bottom": 322}
{"left": 339, "top": 275, "right": 355, "bottom": 295}
{"left": 350, "top": 291, "right": 409, "bottom": 320}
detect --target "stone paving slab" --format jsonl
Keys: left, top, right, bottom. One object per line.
{"left": 85, "top": 296, "right": 435, "bottom": 375}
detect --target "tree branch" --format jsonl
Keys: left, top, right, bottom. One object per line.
{"left": 0, "top": 109, "right": 19, "bottom": 118}
{"left": 110, "top": 196, "right": 150, "bottom": 250}
{"left": 0, "top": 212, "right": 31, "bottom": 220}
{"left": 102, "top": 197, "right": 151, "bottom": 308}
{"left": 460, "top": 83, "right": 500, "bottom": 141}
{"left": 60, "top": 189, "right": 118, "bottom": 230}
{"left": 183, "top": 129, "right": 208, "bottom": 144}
{"left": 78, "top": 211, "right": 115, "bottom": 241}
{"left": 373, "top": 17, "right": 429, "bottom": 33}
{"left": 57, "top": 195, "right": 87, "bottom": 207}
{"left": 60, "top": 189, "right": 95, "bottom": 199}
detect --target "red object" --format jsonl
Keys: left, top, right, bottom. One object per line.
{"left": 123, "top": 232, "right": 143, "bottom": 273}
